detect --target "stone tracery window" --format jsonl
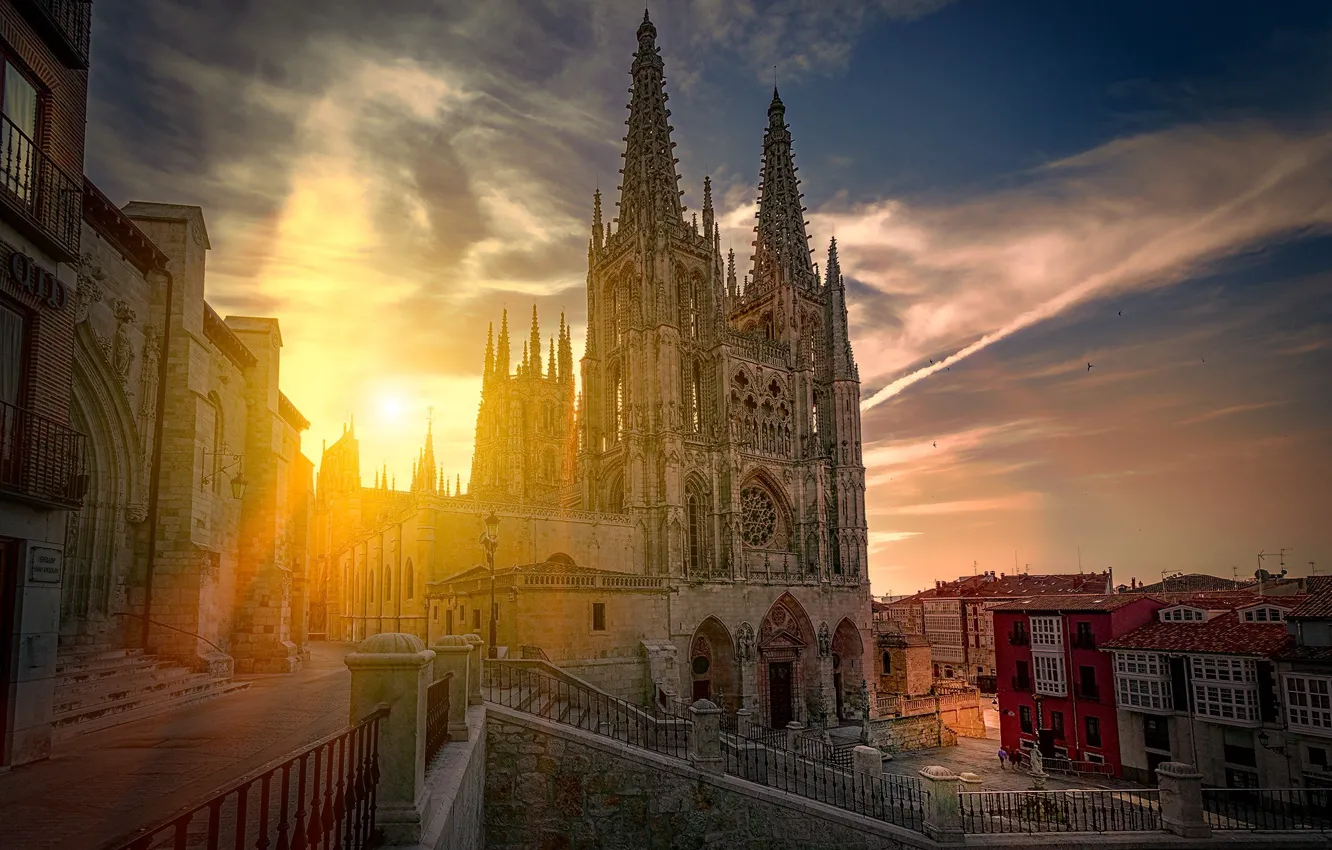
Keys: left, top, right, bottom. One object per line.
{"left": 740, "top": 486, "right": 777, "bottom": 548}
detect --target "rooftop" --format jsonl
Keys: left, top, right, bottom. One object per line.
{"left": 1100, "top": 611, "right": 1292, "bottom": 657}
{"left": 988, "top": 593, "right": 1154, "bottom": 613}
{"left": 897, "top": 571, "right": 1112, "bottom": 602}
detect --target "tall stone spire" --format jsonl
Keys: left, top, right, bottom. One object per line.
{"left": 726, "top": 248, "right": 738, "bottom": 301}
{"left": 529, "top": 305, "right": 542, "bottom": 377}
{"left": 548, "top": 336, "right": 556, "bottom": 382}
{"left": 421, "top": 416, "right": 437, "bottom": 492}
{"left": 558, "top": 311, "right": 573, "bottom": 389}
{"left": 617, "top": 10, "right": 684, "bottom": 235}
{"left": 592, "top": 190, "right": 604, "bottom": 252}
{"left": 702, "top": 175, "right": 714, "bottom": 237}
{"left": 496, "top": 309, "right": 510, "bottom": 379}
{"left": 456, "top": 473, "right": 462, "bottom": 495}
{"left": 752, "top": 87, "right": 816, "bottom": 292}
{"left": 824, "top": 237, "right": 857, "bottom": 380}
{"left": 482, "top": 321, "right": 494, "bottom": 387}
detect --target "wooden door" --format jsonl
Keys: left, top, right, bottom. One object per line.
{"left": 769, "top": 661, "right": 793, "bottom": 729}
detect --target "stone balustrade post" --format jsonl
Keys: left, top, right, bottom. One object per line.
{"left": 431, "top": 635, "right": 472, "bottom": 740}
{"left": 736, "top": 708, "right": 755, "bottom": 738}
{"left": 462, "top": 633, "right": 484, "bottom": 705}
{"left": 344, "top": 633, "right": 435, "bottom": 845}
{"left": 688, "top": 699, "right": 723, "bottom": 775}
{"left": 786, "top": 720, "right": 805, "bottom": 752}
{"left": 1157, "top": 762, "right": 1210, "bottom": 838}
{"left": 919, "top": 765, "right": 964, "bottom": 844}
{"left": 853, "top": 745, "right": 881, "bottom": 809}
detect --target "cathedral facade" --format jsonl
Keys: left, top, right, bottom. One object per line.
{"left": 319, "top": 12, "right": 873, "bottom": 729}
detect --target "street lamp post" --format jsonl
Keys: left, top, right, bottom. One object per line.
{"left": 480, "top": 512, "right": 500, "bottom": 658}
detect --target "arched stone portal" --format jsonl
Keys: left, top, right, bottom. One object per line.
{"left": 758, "top": 592, "right": 819, "bottom": 729}
{"left": 688, "top": 616, "right": 736, "bottom": 710}
{"left": 831, "top": 617, "right": 864, "bottom": 721}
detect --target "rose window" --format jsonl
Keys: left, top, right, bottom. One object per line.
{"left": 740, "top": 486, "right": 777, "bottom": 547}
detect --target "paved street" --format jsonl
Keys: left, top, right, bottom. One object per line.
{"left": 0, "top": 642, "right": 355, "bottom": 850}
{"left": 883, "top": 734, "right": 1141, "bottom": 792}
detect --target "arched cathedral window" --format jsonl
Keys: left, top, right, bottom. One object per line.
{"left": 684, "top": 359, "right": 702, "bottom": 434}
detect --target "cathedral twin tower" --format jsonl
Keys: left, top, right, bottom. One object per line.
{"left": 466, "top": 11, "right": 867, "bottom": 584}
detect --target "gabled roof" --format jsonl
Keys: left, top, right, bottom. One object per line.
{"left": 1100, "top": 611, "right": 1292, "bottom": 657}
{"left": 989, "top": 594, "right": 1154, "bottom": 613}
{"left": 1288, "top": 590, "right": 1332, "bottom": 620}
{"left": 1128, "top": 573, "right": 1245, "bottom": 594}
{"left": 901, "top": 571, "right": 1112, "bottom": 602}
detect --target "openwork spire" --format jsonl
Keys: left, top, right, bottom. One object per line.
{"left": 482, "top": 322, "right": 494, "bottom": 387}
{"left": 529, "top": 305, "right": 542, "bottom": 377}
{"left": 496, "top": 309, "right": 510, "bottom": 378}
{"left": 752, "top": 87, "right": 816, "bottom": 291}
{"left": 591, "top": 190, "right": 604, "bottom": 251}
{"left": 617, "top": 10, "right": 684, "bottom": 235}
{"left": 825, "top": 235, "right": 841, "bottom": 288}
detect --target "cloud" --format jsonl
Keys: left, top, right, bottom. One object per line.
{"left": 789, "top": 122, "right": 1332, "bottom": 411}
{"left": 868, "top": 530, "right": 923, "bottom": 551}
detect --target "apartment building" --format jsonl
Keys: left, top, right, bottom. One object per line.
{"left": 1102, "top": 596, "right": 1301, "bottom": 787}
{"left": 0, "top": 0, "right": 90, "bottom": 767}
{"left": 885, "top": 570, "right": 1112, "bottom": 690}
{"left": 993, "top": 593, "right": 1162, "bottom": 775}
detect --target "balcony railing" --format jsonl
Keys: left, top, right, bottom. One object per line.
{"left": 17, "top": 0, "right": 92, "bottom": 68}
{"left": 1072, "top": 634, "right": 1097, "bottom": 650}
{"left": 0, "top": 399, "right": 87, "bottom": 508}
{"left": 1011, "top": 676, "right": 1032, "bottom": 692}
{"left": 1008, "top": 630, "right": 1030, "bottom": 646}
{"left": 0, "top": 111, "right": 82, "bottom": 261}
{"left": 1074, "top": 683, "right": 1100, "bottom": 702}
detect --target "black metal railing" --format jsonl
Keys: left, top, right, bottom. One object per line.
{"left": 1203, "top": 788, "right": 1332, "bottom": 831}
{"left": 792, "top": 731, "right": 854, "bottom": 769}
{"left": 1009, "top": 629, "right": 1030, "bottom": 646}
{"left": 0, "top": 399, "right": 87, "bottom": 507}
{"left": 17, "top": 0, "right": 91, "bottom": 67}
{"left": 1011, "top": 676, "right": 1032, "bottom": 692}
{"left": 425, "top": 673, "right": 452, "bottom": 762}
{"left": 484, "top": 662, "right": 688, "bottom": 759}
{"left": 723, "top": 737, "right": 926, "bottom": 830}
{"left": 0, "top": 112, "right": 82, "bottom": 259}
{"left": 111, "top": 706, "right": 389, "bottom": 850}
{"left": 959, "top": 789, "right": 1162, "bottom": 834}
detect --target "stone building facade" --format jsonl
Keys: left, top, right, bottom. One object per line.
{"left": 317, "top": 12, "right": 873, "bottom": 730}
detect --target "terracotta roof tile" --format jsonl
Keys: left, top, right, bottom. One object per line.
{"left": 1100, "top": 611, "right": 1292, "bottom": 657}
{"left": 898, "top": 572, "right": 1111, "bottom": 602}
{"left": 988, "top": 594, "right": 1154, "bottom": 612}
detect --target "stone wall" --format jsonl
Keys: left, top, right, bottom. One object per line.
{"left": 561, "top": 656, "right": 646, "bottom": 703}
{"left": 415, "top": 705, "right": 486, "bottom": 850}
{"left": 484, "top": 707, "right": 927, "bottom": 850}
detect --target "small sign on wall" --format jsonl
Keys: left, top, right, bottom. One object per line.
{"left": 29, "top": 546, "right": 63, "bottom": 584}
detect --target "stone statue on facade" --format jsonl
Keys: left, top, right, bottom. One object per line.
{"left": 817, "top": 622, "right": 831, "bottom": 656}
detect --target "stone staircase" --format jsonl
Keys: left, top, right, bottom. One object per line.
{"left": 51, "top": 645, "right": 250, "bottom": 741}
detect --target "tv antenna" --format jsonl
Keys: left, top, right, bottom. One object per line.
{"left": 1311, "top": 561, "right": 1318, "bottom": 577}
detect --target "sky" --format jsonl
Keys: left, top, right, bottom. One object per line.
{"left": 85, "top": 1, "right": 1332, "bottom": 594}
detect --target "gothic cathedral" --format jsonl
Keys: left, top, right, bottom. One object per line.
{"left": 321, "top": 12, "right": 872, "bottom": 730}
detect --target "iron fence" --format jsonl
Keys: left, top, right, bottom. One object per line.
{"left": 0, "top": 111, "right": 81, "bottom": 258}
{"left": 958, "top": 789, "right": 1162, "bottom": 834}
{"left": 722, "top": 737, "right": 925, "bottom": 830}
{"left": 110, "top": 706, "right": 389, "bottom": 850}
{"left": 792, "top": 731, "right": 853, "bottom": 769}
{"left": 1203, "top": 788, "right": 1332, "bottom": 831}
{"left": 19, "top": 0, "right": 92, "bottom": 67}
{"left": 0, "top": 399, "right": 87, "bottom": 508}
{"left": 425, "top": 673, "right": 452, "bottom": 762}
{"left": 484, "top": 662, "right": 688, "bottom": 759}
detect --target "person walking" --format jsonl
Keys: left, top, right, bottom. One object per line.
{"left": 998, "top": 746, "right": 1008, "bottom": 770}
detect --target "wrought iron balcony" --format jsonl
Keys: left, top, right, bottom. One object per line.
{"left": 16, "top": 0, "right": 92, "bottom": 68}
{"left": 0, "top": 399, "right": 87, "bottom": 508}
{"left": 1011, "top": 676, "right": 1032, "bottom": 692}
{"left": 1008, "top": 629, "right": 1030, "bottom": 646}
{"left": 0, "top": 111, "right": 82, "bottom": 262}
{"left": 1073, "top": 633, "right": 1097, "bottom": 650}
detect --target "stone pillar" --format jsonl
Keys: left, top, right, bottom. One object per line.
{"left": 853, "top": 745, "right": 880, "bottom": 778}
{"left": 819, "top": 654, "right": 836, "bottom": 720}
{"left": 919, "top": 765, "right": 964, "bottom": 844}
{"left": 431, "top": 635, "right": 471, "bottom": 740}
{"left": 1157, "top": 762, "right": 1210, "bottom": 838}
{"left": 344, "top": 633, "right": 434, "bottom": 845}
{"left": 688, "top": 699, "right": 723, "bottom": 775}
{"left": 786, "top": 720, "right": 805, "bottom": 752}
{"left": 463, "top": 632, "right": 484, "bottom": 705}
{"left": 736, "top": 708, "right": 755, "bottom": 738}
{"left": 739, "top": 653, "right": 759, "bottom": 713}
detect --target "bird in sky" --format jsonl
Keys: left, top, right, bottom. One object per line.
{"left": 933, "top": 441, "right": 937, "bottom": 448}
{"left": 1087, "top": 362, "right": 1094, "bottom": 371}
{"left": 1118, "top": 311, "right": 1122, "bottom": 316}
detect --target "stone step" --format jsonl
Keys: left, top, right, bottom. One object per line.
{"left": 54, "top": 652, "right": 158, "bottom": 677}
{"left": 51, "top": 679, "right": 251, "bottom": 741}
{"left": 55, "top": 655, "right": 167, "bottom": 683}
{"left": 56, "top": 646, "right": 146, "bottom": 664}
{"left": 53, "top": 667, "right": 197, "bottom": 712}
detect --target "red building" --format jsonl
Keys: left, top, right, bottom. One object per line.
{"left": 993, "top": 594, "right": 1163, "bottom": 775}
